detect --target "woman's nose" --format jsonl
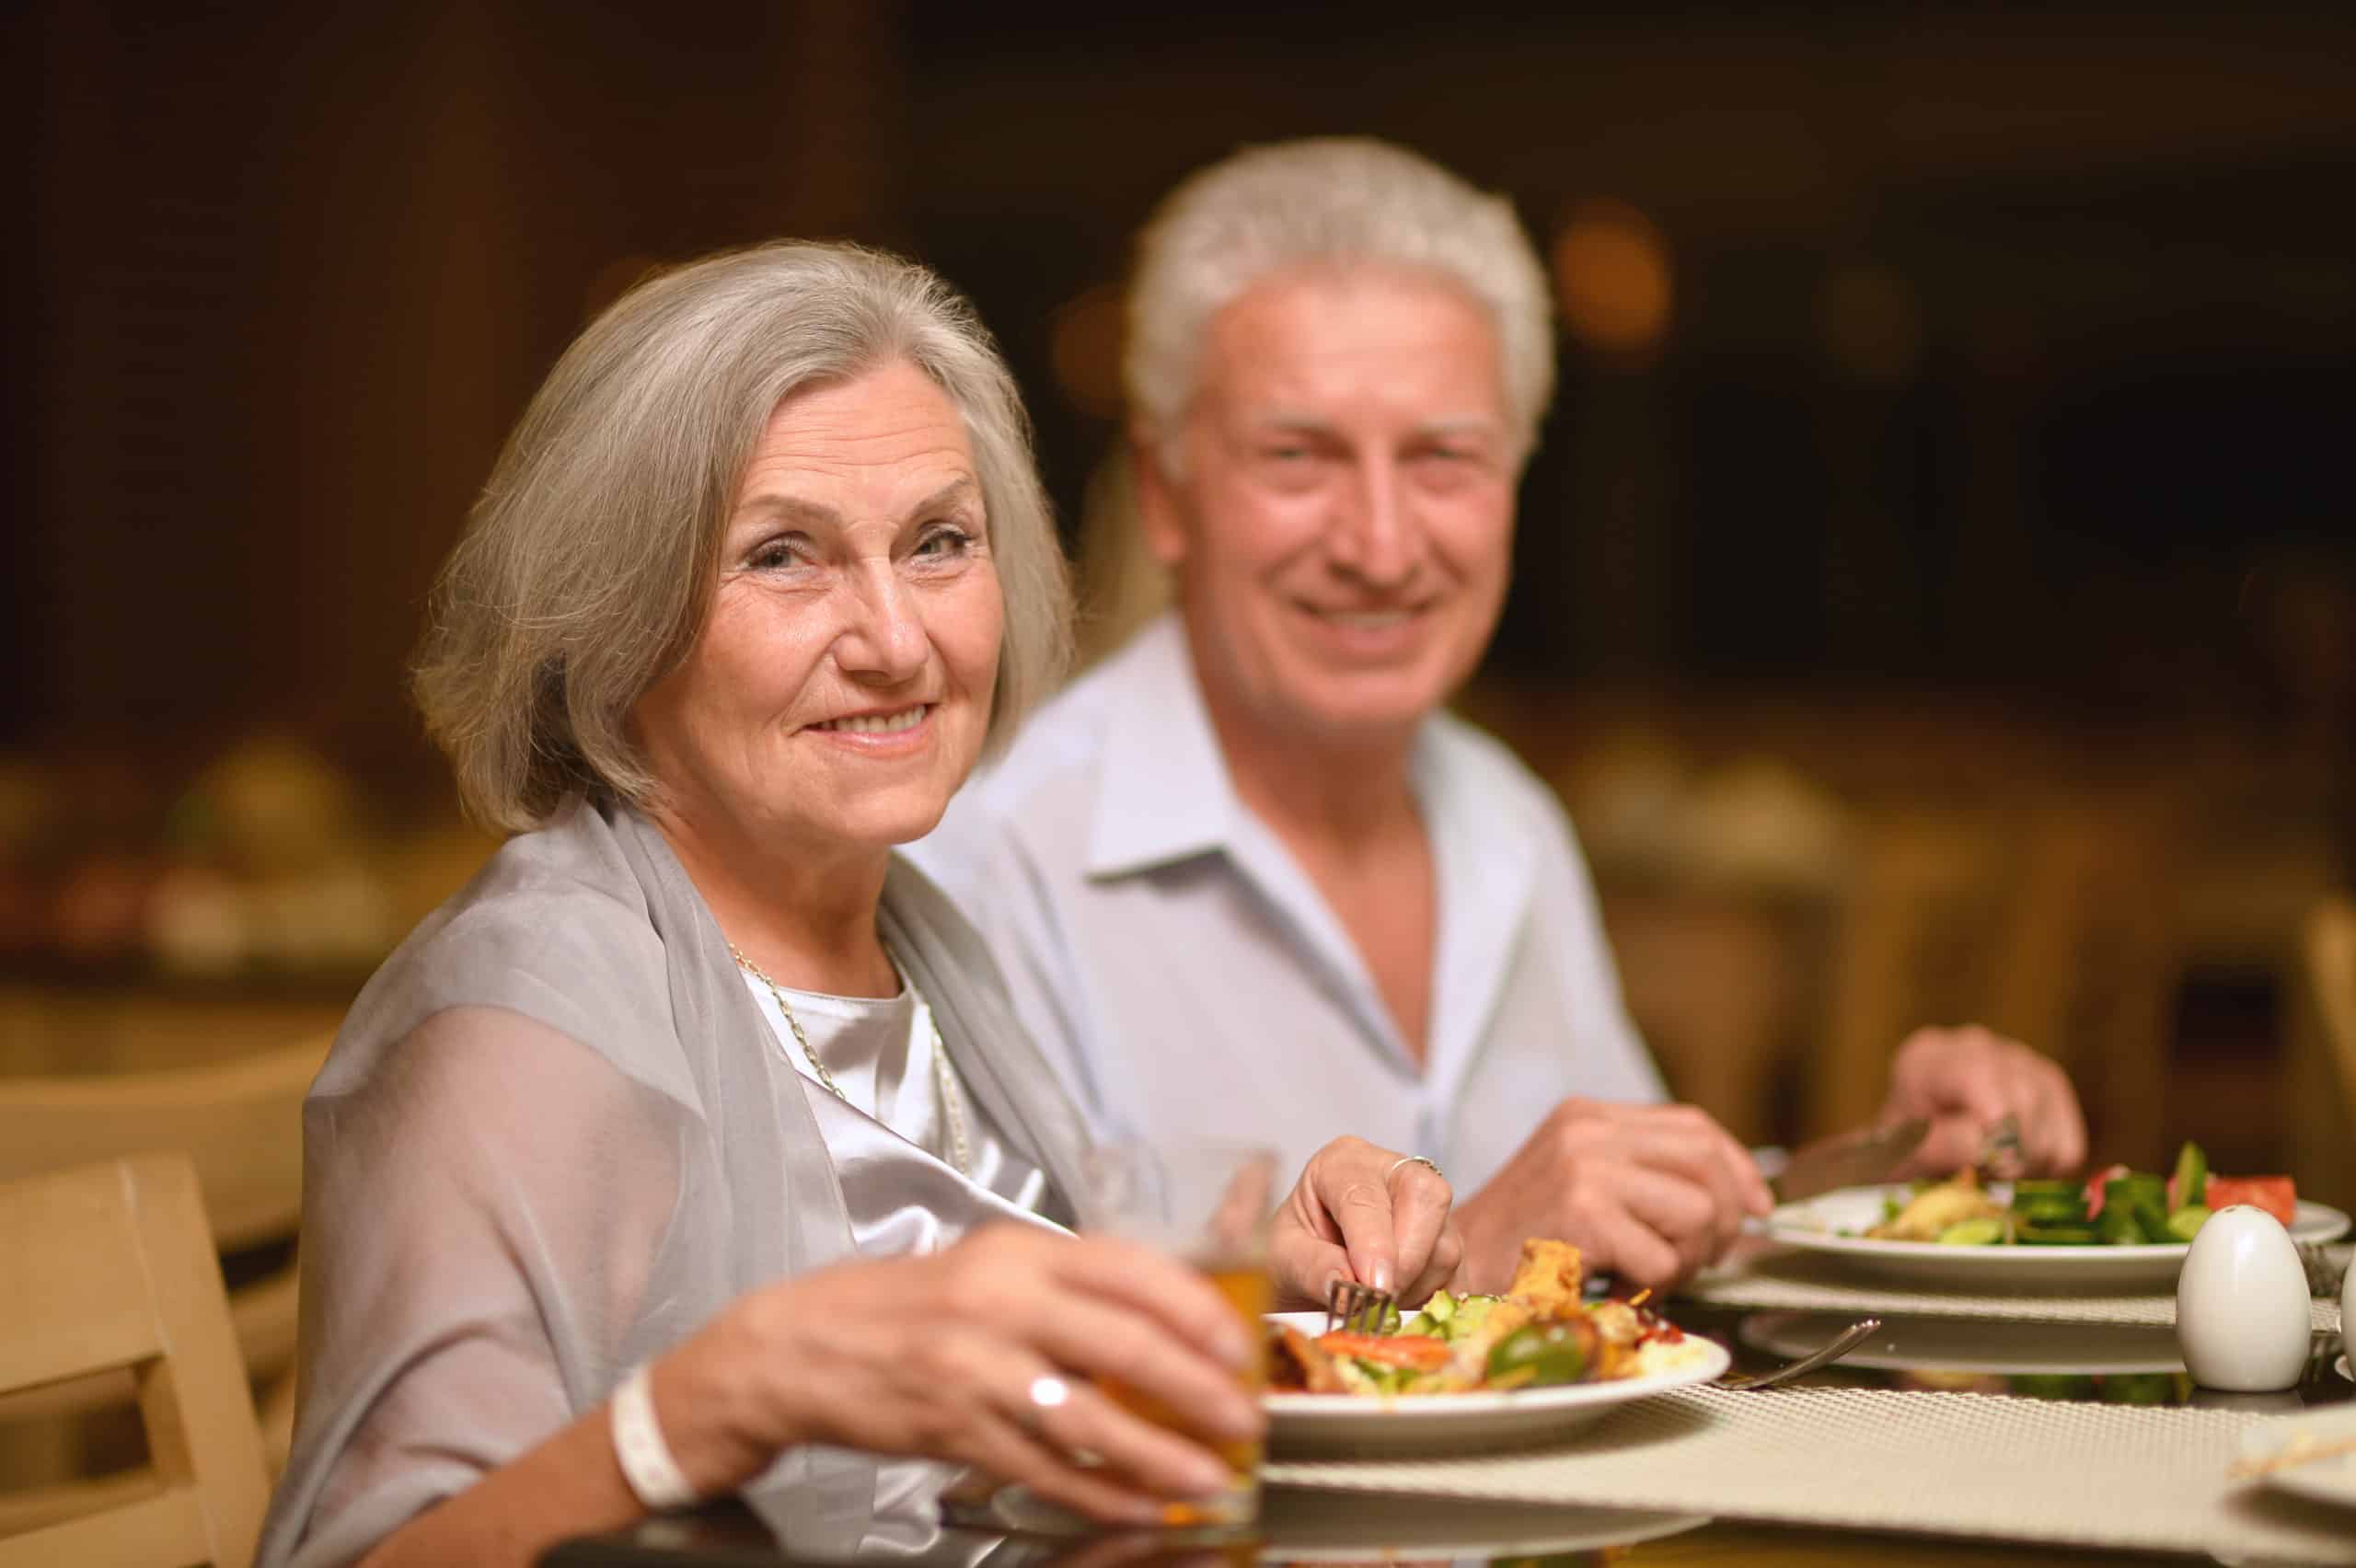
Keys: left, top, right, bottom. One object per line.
{"left": 834, "top": 564, "right": 929, "bottom": 682}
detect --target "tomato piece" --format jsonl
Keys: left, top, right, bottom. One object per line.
{"left": 2082, "top": 1163, "right": 2131, "bottom": 1220}
{"left": 1313, "top": 1332, "right": 1452, "bottom": 1371}
{"left": 2204, "top": 1175, "right": 2297, "bottom": 1228}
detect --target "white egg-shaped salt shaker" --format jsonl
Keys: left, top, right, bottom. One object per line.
{"left": 2341, "top": 1250, "right": 2355, "bottom": 1355}
{"left": 2177, "top": 1205, "right": 2312, "bottom": 1391}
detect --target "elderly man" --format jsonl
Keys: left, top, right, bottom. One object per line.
{"left": 915, "top": 137, "right": 2085, "bottom": 1290}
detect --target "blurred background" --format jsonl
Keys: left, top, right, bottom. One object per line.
{"left": 4, "top": 3, "right": 2353, "bottom": 1201}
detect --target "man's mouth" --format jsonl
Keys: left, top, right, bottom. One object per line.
{"left": 810, "top": 705, "right": 930, "bottom": 735}
{"left": 1302, "top": 605, "right": 1421, "bottom": 629}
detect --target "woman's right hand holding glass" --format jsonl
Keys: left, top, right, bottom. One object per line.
{"left": 649, "top": 1223, "right": 1266, "bottom": 1523}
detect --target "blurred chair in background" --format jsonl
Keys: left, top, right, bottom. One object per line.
{"left": 1556, "top": 737, "right": 1853, "bottom": 1147}
{"left": 2292, "top": 895, "right": 2356, "bottom": 1211}
{"left": 0, "top": 1036, "right": 325, "bottom": 1479}
{"left": 0, "top": 1153, "right": 270, "bottom": 1567}
{"left": 1807, "top": 805, "right": 2008, "bottom": 1141}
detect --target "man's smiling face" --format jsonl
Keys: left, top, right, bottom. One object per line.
{"left": 1142, "top": 265, "right": 1518, "bottom": 751}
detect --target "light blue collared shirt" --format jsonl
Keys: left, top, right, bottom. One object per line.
{"left": 910, "top": 613, "right": 1665, "bottom": 1194}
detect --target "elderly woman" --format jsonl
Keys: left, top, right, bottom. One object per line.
{"left": 258, "top": 242, "right": 1461, "bottom": 1568}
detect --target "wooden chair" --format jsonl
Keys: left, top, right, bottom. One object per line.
{"left": 2292, "top": 895, "right": 2356, "bottom": 1210}
{"left": 0, "top": 1154, "right": 271, "bottom": 1567}
{"left": 0, "top": 1035, "right": 326, "bottom": 1476}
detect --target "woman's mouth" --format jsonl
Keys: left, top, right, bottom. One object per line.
{"left": 810, "top": 705, "right": 930, "bottom": 735}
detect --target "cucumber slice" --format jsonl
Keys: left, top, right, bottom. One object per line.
{"left": 1935, "top": 1216, "right": 2005, "bottom": 1246}
{"left": 2165, "top": 1205, "right": 2210, "bottom": 1242}
{"left": 2016, "top": 1222, "right": 2100, "bottom": 1245}
{"left": 2169, "top": 1142, "right": 2208, "bottom": 1211}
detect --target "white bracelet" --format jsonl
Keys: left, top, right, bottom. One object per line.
{"left": 610, "top": 1362, "right": 699, "bottom": 1512}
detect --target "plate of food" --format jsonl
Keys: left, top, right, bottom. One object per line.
{"left": 1765, "top": 1143, "right": 2350, "bottom": 1289}
{"left": 1263, "top": 1239, "right": 1727, "bottom": 1457}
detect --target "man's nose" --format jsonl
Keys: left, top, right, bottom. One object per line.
{"left": 1330, "top": 461, "right": 1422, "bottom": 587}
{"left": 834, "top": 562, "right": 928, "bottom": 682}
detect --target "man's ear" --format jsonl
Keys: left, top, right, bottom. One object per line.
{"left": 1129, "top": 425, "right": 1189, "bottom": 571}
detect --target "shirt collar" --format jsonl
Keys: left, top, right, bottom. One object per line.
{"left": 1085, "top": 614, "right": 1239, "bottom": 878}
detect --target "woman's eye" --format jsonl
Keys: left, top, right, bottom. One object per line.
{"left": 747, "top": 536, "right": 809, "bottom": 571}
{"left": 914, "top": 525, "right": 976, "bottom": 559}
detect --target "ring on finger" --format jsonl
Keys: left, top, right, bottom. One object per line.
{"left": 1022, "top": 1374, "right": 1072, "bottom": 1435}
{"left": 1385, "top": 1154, "right": 1443, "bottom": 1184}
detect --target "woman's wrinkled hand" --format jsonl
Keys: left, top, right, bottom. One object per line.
{"left": 655, "top": 1224, "right": 1265, "bottom": 1525}
{"left": 1270, "top": 1136, "right": 1461, "bottom": 1309}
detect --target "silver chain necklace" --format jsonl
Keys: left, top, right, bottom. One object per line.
{"left": 729, "top": 943, "right": 973, "bottom": 1179}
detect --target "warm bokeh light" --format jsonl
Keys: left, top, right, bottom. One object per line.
{"left": 1551, "top": 198, "right": 1674, "bottom": 358}
{"left": 1048, "top": 282, "right": 1126, "bottom": 420}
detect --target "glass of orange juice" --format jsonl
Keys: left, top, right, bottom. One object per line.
{"left": 1080, "top": 1140, "right": 1277, "bottom": 1528}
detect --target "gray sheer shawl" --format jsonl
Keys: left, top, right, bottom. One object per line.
{"left": 256, "top": 796, "right": 1094, "bottom": 1568}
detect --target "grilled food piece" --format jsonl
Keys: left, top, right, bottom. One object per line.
{"left": 1504, "top": 1238, "right": 1586, "bottom": 1318}
{"left": 1866, "top": 1172, "right": 2005, "bottom": 1241}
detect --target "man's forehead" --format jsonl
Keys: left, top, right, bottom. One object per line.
{"left": 1241, "top": 406, "right": 1505, "bottom": 438}
{"left": 1193, "top": 271, "right": 1507, "bottom": 413}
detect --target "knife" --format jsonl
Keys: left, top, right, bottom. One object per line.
{"left": 1769, "top": 1118, "right": 1930, "bottom": 1204}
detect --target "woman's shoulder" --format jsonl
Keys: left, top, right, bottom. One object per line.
{"left": 322, "top": 800, "right": 690, "bottom": 1099}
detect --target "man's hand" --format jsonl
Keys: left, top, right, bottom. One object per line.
{"left": 1451, "top": 1100, "right": 1773, "bottom": 1294}
{"left": 1883, "top": 1025, "right": 2086, "bottom": 1178}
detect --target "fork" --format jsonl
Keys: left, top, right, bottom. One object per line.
{"left": 1975, "top": 1113, "right": 2025, "bottom": 1180}
{"left": 1326, "top": 1275, "right": 1397, "bottom": 1334}
{"left": 1716, "top": 1316, "right": 1882, "bottom": 1391}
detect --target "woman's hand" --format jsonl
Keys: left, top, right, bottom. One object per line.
{"left": 1270, "top": 1136, "right": 1461, "bottom": 1309}
{"left": 653, "top": 1225, "right": 1264, "bottom": 1525}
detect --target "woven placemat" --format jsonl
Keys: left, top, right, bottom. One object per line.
{"left": 1264, "top": 1384, "right": 2356, "bottom": 1562}
{"left": 1678, "top": 1247, "right": 2346, "bottom": 1331}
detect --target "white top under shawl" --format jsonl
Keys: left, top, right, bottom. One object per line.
{"left": 742, "top": 972, "right": 1059, "bottom": 1248}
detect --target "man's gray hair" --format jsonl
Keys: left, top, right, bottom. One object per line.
{"left": 1124, "top": 137, "right": 1555, "bottom": 466}
{"left": 413, "top": 240, "right": 1069, "bottom": 833}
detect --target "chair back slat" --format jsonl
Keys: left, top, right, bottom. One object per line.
{"left": 0, "top": 1165, "right": 167, "bottom": 1389}
{"left": 0, "top": 1487, "right": 213, "bottom": 1568}
{"left": 0, "top": 1155, "right": 270, "bottom": 1567}
{"left": 0, "top": 1038, "right": 324, "bottom": 1251}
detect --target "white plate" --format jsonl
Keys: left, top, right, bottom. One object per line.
{"left": 1765, "top": 1186, "right": 2351, "bottom": 1289}
{"left": 1739, "top": 1310, "right": 2186, "bottom": 1376}
{"left": 2235, "top": 1401, "right": 2356, "bottom": 1514}
{"left": 1263, "top": 1309, "right": 1729, "bottom": 1458}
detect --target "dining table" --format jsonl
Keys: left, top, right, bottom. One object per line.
{"left": 540, "top": 1283, "right": 2356, "bottom": 1568}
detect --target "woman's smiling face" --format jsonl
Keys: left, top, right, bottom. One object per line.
{"left": 629, "top": 359, "right": 1002, "bottom": 863}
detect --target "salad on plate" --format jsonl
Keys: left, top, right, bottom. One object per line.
{"left": 1269, "top": 1239, "right": 1711, "bottom": 1397}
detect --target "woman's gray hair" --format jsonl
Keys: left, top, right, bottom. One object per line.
{"left": 414, "top": 241, "right": 1069, "bottom": 833}
{"left": 1124, "top": 137, "right": 1555, "bottom": 468}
